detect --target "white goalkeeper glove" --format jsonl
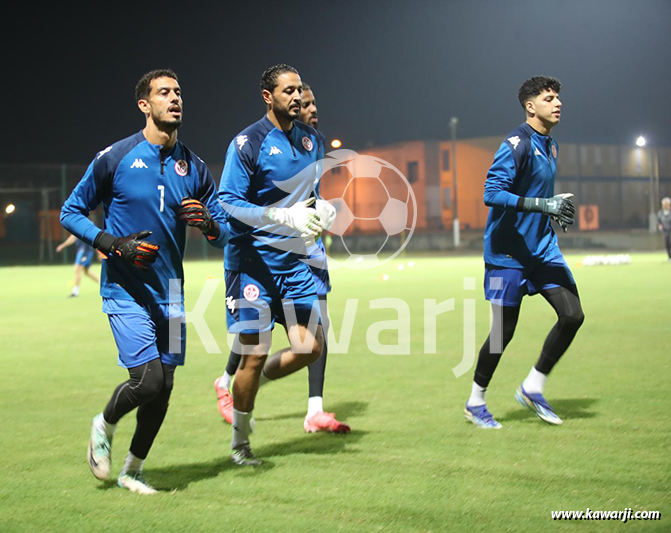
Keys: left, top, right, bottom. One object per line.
{"left": 315, "top": 199, "right": 336, "bottom": 232}
{"left": 265, "top": 197, "right": 322, "bottom": 236}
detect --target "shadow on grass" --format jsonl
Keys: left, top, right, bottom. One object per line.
{"left": 96, "top": 455, "right": 267, "bottom": 492}
{"left": 497, "top": 397, "right": 599, "bottom": 423}
{"left": 97, "top": 416, "right": 368, "bottom": 492}
{"left": 256, "top": 400, "right": 368, "bottom": 422}
{"left": 257, "top": 429, "right": 368, "bottom": 460}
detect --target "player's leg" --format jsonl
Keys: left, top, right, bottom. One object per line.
{"left": 117, "top": 363, "right": 176, "bottom": 495}
{"left": 230, "top": 333, "right": 269, "bottom": 466}
{"left": 516, "top": 264, "right": 584, "bottom": 425}
{"left": 83, "top": 265, "right": 100, "bottom": 284}
{"left": 214, "top": 350, "right": 241, "bottom": 423}
{"left": 70, "top": 264, "right": 83, "bottom": 297}
{"left": 304, "top": 296, "right": 350, "bottom": 433}
{"left": 88, "top": 299, "right": 165, "bottom": 483}
{"left": 465, "top": 304, "right": 520, "bottom": 428}
{"left": 465, "top": 267, "right": 524, "bottom": 428}
{"left": 89, "top": 358, "right": 166, "bottom": 481}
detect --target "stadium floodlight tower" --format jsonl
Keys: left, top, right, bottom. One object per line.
{"left": 636, "top": 136, "right": 659, "bottom": 234}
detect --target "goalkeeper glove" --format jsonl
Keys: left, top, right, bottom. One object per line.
{"left": 315, "top": 199, "right": 337, "bottom": 232}
{"left": 93, "top": 230, "right": 159, "bottom": 270}
{"left": 177, "top": 197, "right": 220, "bottom": 239}
{"left": 521, "top": 193, "right": 575, "bottom": 227}
{"left": 265, "top": 197, "right": 322, "bottom": 236}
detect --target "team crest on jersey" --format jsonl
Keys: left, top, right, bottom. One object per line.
{"left": 175, "top": 160, "right": 188, "bottom": 176}
{"left": 243, "top": 284, "right": 260, "bottom": 302}
{"left": 302, "top": 136, "right": 313, "bottom": 151}
{"left": 551, "top": 144, "right": 557, "bottom": 158}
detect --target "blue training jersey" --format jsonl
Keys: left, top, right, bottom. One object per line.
{"left": 218, "top": 116, "right": 324, "bottom": 275}
{"left": 483, "top": 123, "right": 563, "bottom": 269}
{"left": 61, "top": 131, "right": 228, "bottom": 305}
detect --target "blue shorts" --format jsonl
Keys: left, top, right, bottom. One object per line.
{"left": 103, "top": 298, "right": 186, "bottom": 368}
{"left": 311, "top": 266, "right": 331, "bottom": 296}
{"left": 484, "top": 259, "right": 576, "bottom": 307}
{"left": 75, "top": 249, "right": 93, "bottom": 268}
{"left": 225, "top": 266, "right": 321, "bottom": 335}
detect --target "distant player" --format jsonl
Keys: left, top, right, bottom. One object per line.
{"left": 61, "top": 69, "right": 228, "bottom": 494}
{"left": 464, "top": 76, "right": 584, "bottom": 428}
{"left": 56, "top": 233, "right": 100, "bottom": 297}
{"left": 214, "top": 82, "right": 349, "bottom": 434}
{"left": 217, "top": 64, "right": 330, "bottom": 466}
{"left": 657, "top": 197, "right": 671, "bottom": 261}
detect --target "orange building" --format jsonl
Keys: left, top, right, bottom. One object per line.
{"left": 319, "top": 137, "right": 501, "bottom": 234}
{"left": 319, "top": 138, "right": 671, "bottom": 234}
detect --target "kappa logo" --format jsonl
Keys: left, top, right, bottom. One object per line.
{"left": 269, "top": 146, "right": 282, "bottom": 156}
{"left": 236, "top": 135, "right": 249, "bottom": 150}
{"left": 507, "top": 136, "right": 521, "bottom": 150}
{"left": 534, "top": 148, "right": 542, "bottom": 156}
{"left": 225, "top": 295, "right": 236, "bottom": 312}
{"left": 130, "top": 158, "right": 148, "bottom": 169}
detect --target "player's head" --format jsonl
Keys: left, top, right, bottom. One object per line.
{"left": 135, "top": 69, "right": 182, "bottom": 131}
{"left": 663, "top": 197, "right": 671, "bottom": 209}
{"left": 299, "top": 83, "right": 318, "bottom": 129}
{"left": 518, "top": 76, "right": 562, "bottom": 130}
{"left": 260, "top": 64, "right": 302, "bottom": 123}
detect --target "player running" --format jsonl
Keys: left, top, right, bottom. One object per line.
{"left": 217, "top": 64, "right": 332, "bottom": 466}
{"left": 464, "top": 76, "right": 584, "bottom": 428}
{"left": 56, "top": 233, "right": 100, "bottom": 297}
{"left": 213, "top": 82, "right": 349, "bottom": 434}
{"left": 60, "top": 69, "right": 228, "bottom": 494}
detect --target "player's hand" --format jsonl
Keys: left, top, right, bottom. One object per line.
{"left": 177, "top": 197, "right": 214, "bottom": 234}
{"left": 523, "top": 193, "right": 575, "bottom": 226}
{"left": 315, "top": 199, "right": 337, "bottom": 232}
{"left": 550, "top": 193, "right": 575, "bottom": 232}
{"left": 266, "top": 197, "right": 322, "bottom": 236}
{"left": 94, "top": 230, "right": 159, "bottom": 270}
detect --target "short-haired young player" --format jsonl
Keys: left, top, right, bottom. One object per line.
{"left": 464, "top": 76, "right": 584, "bottom": 428}
{"left": 61, "top": 69, "right": 228, "bottom": 493}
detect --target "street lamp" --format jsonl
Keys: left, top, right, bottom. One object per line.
{"left": 636, "top": 136, "right": 659, "bottom": 233}
{"left": 450, "top": 117, "right": 460, "bottom": 247}
{"left": 331, "top": 139, "right": 342, "bottom": 149}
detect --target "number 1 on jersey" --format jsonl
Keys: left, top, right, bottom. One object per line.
{"left": 157, "top": 185, "right": 165, "bottom": 212}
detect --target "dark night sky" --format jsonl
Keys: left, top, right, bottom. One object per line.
{"left": 4, "top": 0, "right": 670, "bottom": 166}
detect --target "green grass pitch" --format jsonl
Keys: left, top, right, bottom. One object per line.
{"left": 0, "top": 253, "right": 669, "bottom": 532}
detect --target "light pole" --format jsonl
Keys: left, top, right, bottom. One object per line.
{"left": 636, "top": 136, "right": 658, "bottom": 233}
{"left": 450, "top": 117, "right": 460, "bottom": 247}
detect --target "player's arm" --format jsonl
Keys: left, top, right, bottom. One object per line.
{"left": 60, "top": 159, "right": 158, "bottom": 269}
{"left": 179, "top": 163, "right": 228, "bottom": 248}
{"left": 55, "top": 233, "right": 78, "bottom": 252}
{"left": 484, "top": 143, "right": 575, "bottom": 228}
{"left": 218, "top": 142, "right": 321, "bottom": 235}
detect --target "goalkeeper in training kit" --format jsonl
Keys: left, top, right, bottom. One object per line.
{"left": 463, "top": 76, "right": 584, "bottom": 429}
{"left": 216, "top": 64, "right": 333, "bottom": 467}
{"left": 60, "top": 69, "right": 228, "bottom": 495}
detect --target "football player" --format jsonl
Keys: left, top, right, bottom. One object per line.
{"left": 464, "top": 76, "right": 584, "bottom": 428}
